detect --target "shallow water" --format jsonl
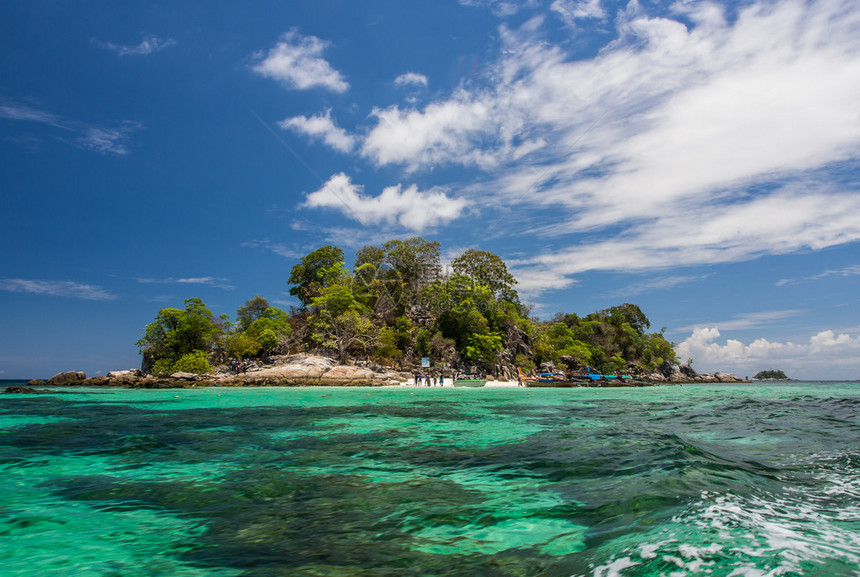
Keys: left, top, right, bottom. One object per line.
{"left": 1, "top": 382, "right": 858, "bottom": 576}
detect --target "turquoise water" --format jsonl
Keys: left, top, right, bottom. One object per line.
{"left": 1, "top": 382, "right": 858, "bottom": 576}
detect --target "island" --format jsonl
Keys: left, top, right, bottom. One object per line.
{"left": 752, "top": 369, "right": 790, "bottom": 381}
{"left": 18, "top": 238, "right": 746, "bottom": 390}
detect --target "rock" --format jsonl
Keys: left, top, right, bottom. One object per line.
{"left": 47, "top": 371, "right": 87, "bottom": 385}
{"left": 170, "top": 372, "right": 198, "bottom": 380}
{"left": 318, "top": 365, "right": 375, "bottom": 386}
{"left": 4, "top": 386, "right": 44, "bottom": 394}
{"left": 26, "top": 379, "right": 47, "bottom": 387}
{"left": 107, "top": 369, "right": 142, "bottom": 379}
{"left": 679, "top": 365, "right": 698, "bottom": 379}
{"left": 714, "top": 372, "right": 742, "bottom": 383}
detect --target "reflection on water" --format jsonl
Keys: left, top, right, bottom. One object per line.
{"left": 1, "top": 383, "right": 858, "bottom": 576}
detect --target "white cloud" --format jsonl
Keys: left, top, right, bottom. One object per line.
{"left": 361, "top": 94, "right": 498, "bottom": 171}
{"left": 1, "top": 99, "right": 139, "bottom": 156}
{"left": 776, "top": 265, "right": 860, "bottom": 286}
{"left": 675, "top": 326, "right": 860, "bottom": 379}
{"left": 75, "top": 123, "right": 139, "bottom": 155}
{"left": 394, "top": 72, "right": 429, "bottom": 88}
{"left": 550, "top": 0, "right": 605, "bottom": 24}
{"left": 279, "top": 109, "right": 356, "bottom": 153}
{"left": 241, "top": 239, "right": 305, "bottom": 259}
{"left": 303, "top": 173, "right": 468, "bottom": 231}
{"left": 94, "top": 35, "right": 176, "bottom": 57}
{"left": 0, "top": 102, "right": 62, "bottom": 124}
{"left": 252, "top": 31, "right": 349, "bottom": 93}
{"left": 509, "top": 182, "right": 860, "bottom": 296}
{"left": 136, "top": 277, "right": 234, "bottom": 290}
{"left": 676, "top": 310, "right": 803, "bottom": 333}
{"left": 458, "top": 0, "right": 539, "bottom": 17}
{"left": 352, "top": 0, "right": 860, "bottom": 293}
{"left": 0, "top": 279, "right": 117, "bottom": 301}
{"left": 603, "top": 274, "right": 708, "bottom": 299}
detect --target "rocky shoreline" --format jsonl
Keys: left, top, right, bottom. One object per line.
{"left": 20, "top": 355, "right": 413, "bottom": 390}
{"left": 10, "top": 355, "right": 747, "bottom": 392}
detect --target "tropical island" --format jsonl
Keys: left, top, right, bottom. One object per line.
{"left": 752, "top": 370, "right": 790, "bottom": 381}
{"left": 26, "top": 238, "right": 745, "bottom": 389}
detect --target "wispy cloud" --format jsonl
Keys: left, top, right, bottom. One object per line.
{"left": 0, "top": 279, "right": 117, "bottom": 301}
{"left": 75, "top": 123, "right": 140, "bottom": 155}
{"left": 279, "top": 109, "right": 356, "bottom": 153}
{"left": 135, "top": 277, "right": 234, "bottom": 290}
{"left": 0, "top": 102, "right": 63, "bottom": 125}
{"left": 776, "top": 264, "right": 860, "bottom": 286}
{"left": 241, "top": 239, "right": 305, "bottom": 259}
{"left": 602, "top": 274, "right": 709, "bottom": 299}
{"left": 1, "top": 99, "right": 139, "bottom": 155}
{"left": 93, "top": 34, "right": 176, "bottom": 57}
{"left": 251, "top": 30, "right": 349, "bottom": 93}
{"left": 458, "top": 0, "right": 539, "bottom": 18}
{"left": 550, "top": 0, "right": 605, "bottom": 25}
{"left": 303, "top": 172, "right": 468, "bottom": 232}
{"left": 676, "top": 310, "right": 804, "bottom": 333}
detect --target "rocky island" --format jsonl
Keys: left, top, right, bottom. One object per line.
{"left": 12, "top": 239, "right": 748, "bottom": 391}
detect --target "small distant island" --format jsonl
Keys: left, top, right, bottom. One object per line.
{"left": 752, "top": 370, "right": 790, "bottom": 381}
{"left": 22, "top": 238, "right": 747, "bottom": 389}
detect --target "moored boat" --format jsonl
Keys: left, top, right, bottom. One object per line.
{"left": 453, "top": 374, "right": 486, "bottom": 387}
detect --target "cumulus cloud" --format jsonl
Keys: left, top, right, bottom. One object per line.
{"left": 394, "top": 72, "right": 429, "bottom": 88}
{"left": 279, "top": 109, "right": 356, "bottom": 153}
{"left": 675, "top": 326, "right": 860, "bottom": 379}
{"left": 0, "top": 279, "right": 117, "bottom": 301}
{"left": 362, "top": 94, "right": 498, "bottom": 171}
{"left": 303, "top": 173, "right": 468, "bottom": 231}
{"left": 252, "top": 31, "right": 348, "bottom": 93}
{"left": 94, "top": 35, "right": 176, "bottom": 57}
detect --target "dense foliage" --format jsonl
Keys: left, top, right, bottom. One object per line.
{"left": 753, "top": 370, "right": 788, "bottom": 380}
{"left": 137, "top": 238, "right": 679, "bottom": 376}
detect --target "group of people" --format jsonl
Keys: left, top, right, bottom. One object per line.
{"left": 413, "top": 373, "right": 445, "bottom": 386}
{"left": 229, "top": 358, "right": 249, "bottom": 375}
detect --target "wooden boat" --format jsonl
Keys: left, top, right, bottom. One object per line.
{"left": 518, "top": 368, "right": 587, "bottom": 388}
{"left": 453, "top": 374, "right": 486, "bottom": 387}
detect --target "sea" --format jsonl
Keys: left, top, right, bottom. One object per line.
{"left": 0, "top": 380, "right": 857, "bottom": 576}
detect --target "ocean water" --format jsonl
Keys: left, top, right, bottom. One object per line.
{"left": 0, "top": 382, "right": 858, "bottom": 576}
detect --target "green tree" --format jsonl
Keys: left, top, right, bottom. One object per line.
{"left": 224, "top": 332, "right": 261, "bottom": 359}
{"left": 288, "top": 245, "right": 345, "bottom": 306}
{"left": 313, "top": 308, "right": 378, "bottom": 362}
{"left": 137, "top": 298, "right": 217, "bottom": 374}
{"left": 245, "top": 306, "right": 292, "bottom": 355}
{"left": 451, "top": 248, "right": 520, "bottom": 304}
{"left": 383, "top": 237, "right": 441, "bottom": 294}
{"left": 236, "top": 295, "right": 270, "bottom": 331}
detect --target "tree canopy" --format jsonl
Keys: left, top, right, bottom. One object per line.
{"left": 138, "top": 240, "right": 680, "bottom": 378}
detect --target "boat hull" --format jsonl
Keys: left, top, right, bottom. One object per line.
{"left": 453, "top": 379, "right": 486, "bottom": 387}
{"left": 524, "top": 380, "right": 587, "bottom": 388}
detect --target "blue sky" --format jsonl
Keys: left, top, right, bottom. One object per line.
{"left": 2, "top": 0, "right": 860, "bottom": 380}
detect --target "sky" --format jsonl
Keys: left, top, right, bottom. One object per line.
{"left": 2, "top": 0, "right": 859, "bottom": 380}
